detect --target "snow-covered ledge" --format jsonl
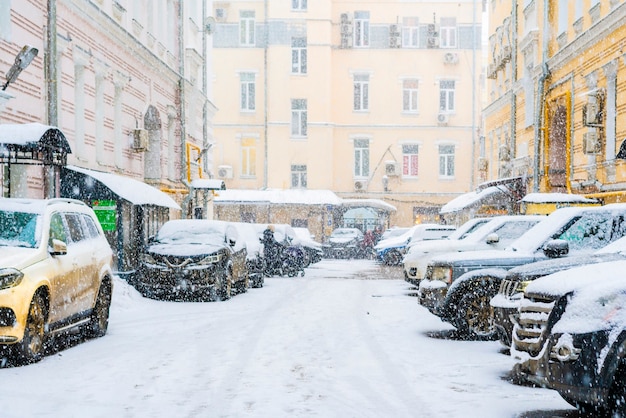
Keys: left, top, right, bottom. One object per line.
{"left": 0, "top": 90, "right": 14, "bottom": 113}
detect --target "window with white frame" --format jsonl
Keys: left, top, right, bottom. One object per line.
{"left": 354, "top": 139, "right": 370, "bottom": 177}
{"left": 241, "top": 137, "right": 256, "bottom": 176}
{"left": 402, "top": 144, "right": 419, "bottom": 176}
{"left": 292, "top": 0, "right": 307, "bottom": 11}
{"left": 439, "top": 144, "right": 455, "bottom": 177}
{"left": 240, "top": 11, "right": 255, "bottom": 46}
{"left": 291, "top": 37, "right": 307, "bottom": 74}
{"left": 354, "top": 11, "right": 370, "bottom": 47}
{"left": 353, "top": 74, "right": 369, "bottom": 111}
{"left": 439, "top": 17, "right": 457, "bottom": 48}
{"left": 402, "top": 79, "right": 419, "bottom": 113}
{"left": 439, "top": 80, "right": 455, "bottom": 112}
{"left": 291, "top": 165, "right": 307, "bottom": 188}
{"left": 558, "top": 0, "right": 568, "bottom": 34}
{"left": 0, "top": 1, "right": 10, "bottom": 41}
{"left": 291, "top": 99, "right": 307, "bottom": 137}
{"left": 402, "top": 17, "right": 419, "bottom": 47}
{"left": 240, "top": 73, "right": 255, "bottom": 111}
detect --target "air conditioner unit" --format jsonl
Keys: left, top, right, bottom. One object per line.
{"left": 131, "top": 129, "right": 148, "bottom": 152}
{"left": 437, "top": 113, "right": 449, "bottom": 125}
{"left": 217, "top": 165, "right": 233, "bottom": 179}
{"left": 341, "top": 23, "right": 353, "bottom": 35}
{"left": 478, "top": 157, "right": 488, "bottom": 171}
{"left": 583, "top": 102, "right": 602, "bottom": 126}
{"left": 385, "top": 161, "right": 400, "bottom": 176}
{"left": 583, "top": 131, "right": 601, "bottom": 154}
{"left": 354, "top": 180, "right": 367, "bottom": 191}
{"left": 443, "top": 52, "right": 458, "bottom": 64}
{"left": 340, "top": 34, "right": 353, "bottom": 49}
{"left": 427, "top": 24, "right": 439, "bottom": 48}
{"left": 389, "top": 24, "right": 400, "bottom": 35}
{"left": 340, "top": 12, "right": 352, "bottom": 23}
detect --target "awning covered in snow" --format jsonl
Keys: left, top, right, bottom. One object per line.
{"left": 440, "top": 186, "right": 509, "bottom": 214}
{"left": 0, "top": 122, "right": 72, "bottom": 166}
{"left": 62, "top": 165, "right": 181, "bottom": 210}
{"left": 191, "top": 178, "right": 226, "bottom": 190}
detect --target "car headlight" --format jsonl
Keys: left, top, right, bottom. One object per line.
{"left": 142, "top": 253, "right": 157, "bottom": 264}
{"left": 0, "top": 268, "right": 24, "bottom": 290}
{"left": 516, "top": 280, "right": 532, "bottom": 294}
{"left": 199, "top": 254, "right": 221, "bottom": 265}
{"left": 430, "top": 266, "right": 452, "bottom": 284}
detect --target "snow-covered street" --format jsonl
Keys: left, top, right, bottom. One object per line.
{"left": 0, "top": 260, "right": 582, "bottom": 417}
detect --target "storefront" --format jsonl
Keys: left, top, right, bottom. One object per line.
{"left": 60, "top": 165, "right": 181, "bottom": 278}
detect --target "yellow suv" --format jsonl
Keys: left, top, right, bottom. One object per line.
{"left": 0, "top": 198, "right": 113, "bottom": 364}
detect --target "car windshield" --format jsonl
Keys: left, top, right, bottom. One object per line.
{"left": 156, "top": 224, "right": 224, "bottom": 245}
{"left": 0, "top": 210, "right": 41, "bottom": 248}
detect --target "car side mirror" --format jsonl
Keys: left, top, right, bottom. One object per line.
{"left": 543, "top": 239, "right": 569, "bottom": 258}
{"left": 485, "top": 233, "right": 500, "bottom": 244}
{"left": 50, "top": 239, "right": 67, "bottom": 256}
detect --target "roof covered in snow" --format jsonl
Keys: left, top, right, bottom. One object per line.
{"left": 521, "top": 192, "right": 599, "bottom": 204}
{"left": 214, "top": 189, "right": 343, "bottom": 205}
{"left": 440, "top": 186, "right": 507, "bottom": 214}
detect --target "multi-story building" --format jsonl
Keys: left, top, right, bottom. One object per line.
{"left": 484, "top": 0, "right": 626, "bottom": 204}
{"left": 0, "top": 0, "right": 216, "bottom": 274}
{"left": 210, "top": 0, "right": 483, "bottom": 234}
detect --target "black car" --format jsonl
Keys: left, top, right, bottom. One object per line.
{"left": 322, "top": 227, "right": 365, "bottom": 259}
{"left": 133, "top": 219, "right": 249, "bottom": 301}
{"left": 513, "top": 262, "right": 626, "bottom": 416}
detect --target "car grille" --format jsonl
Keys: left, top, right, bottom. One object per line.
{"left": 512, "top": 293, "right": 556, "bottom": 357}
{"left": 498, "top": 279, "right": 520, "bottom": 297}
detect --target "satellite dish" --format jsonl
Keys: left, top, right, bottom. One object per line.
{"left": 204, "top": 17, "right": 216, "bottom": 34}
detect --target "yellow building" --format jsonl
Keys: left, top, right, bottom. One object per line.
{"left": 484, "top": 0, "right": 626, "bottom": 203}
{"left": 210, "top": 0, "right": 483, "bottom": 233}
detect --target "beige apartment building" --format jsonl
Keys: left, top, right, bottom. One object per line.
{"left": 484, "top": 0, "right": 626, "bottom": 205}
{"left": 210, "top": 0, "right": 483, "bottom": 233}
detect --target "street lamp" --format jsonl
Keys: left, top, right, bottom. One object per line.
{"left": 2, "top": 45, "right": 38, "bottom": 91}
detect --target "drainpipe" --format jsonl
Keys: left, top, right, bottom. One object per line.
{"left": 533, "top": 1, "right": 550, "bottom": 192}
{"left": 45, "top": 0, "right": 58, "bottom": 198}
{"left": 263, "top": 0, "right": 268, "bottom": 189}
{"left": 510, "top": 1, "right": 518, "bottom": 164}
{"left": 470, "top": 0, "right": 476, "bottom": 190}
{"left": 178, "top": 0, "right": 192, "bottom": 216}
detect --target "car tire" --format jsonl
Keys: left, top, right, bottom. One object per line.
{"left": 218, "top": 269, "right": 232, "bottom": 301}
{"left": 385, "top": 250, "right": 402, "bottom": 266}
{"left": 608, "top": 363, "right": 626, "bottom": 417}
{"left": 87, "top": 280, "right": 112, "bottom": 338}
{"left": 456, "top": 287, "right": 498, "bottom": 340}
{"left": 15, "top": 292, "right": 48, "bottom": 364}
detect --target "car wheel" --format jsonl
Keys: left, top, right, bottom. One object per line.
{"left": 456, "top": 288, "right": 497, "bottom": 340}
{"left": 87, "top": 280, "right": 112, "bottom": 338}
{"left": 218, "top": 269, "right": 232, "bottom": 301}
{"left": 608, "top": 363, "right": 626, "bottom": 417}
{"left": 385, "top": 251, "right": 402, "bottom": 266}
{"left": 15, "top": 292, "right": 48, "bottom": 364}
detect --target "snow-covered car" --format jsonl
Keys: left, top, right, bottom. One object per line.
{"left": 491, "top": 235, "right": 626, "bottom": 347}
{"left": 134, "top": 220, "right": 248, "bottom": 301}
{"left": 0, "top": 198, "right": 114, "bottom": 364}
{"left": 230, "top": 222, "right": 265, "bottom": 288}
{"left": 322, "top": 227, "right": 364, "bottom": 259}
{"left": 418, "top": 204, "right": 626, "bottom": 340}
{"left": 293, "top": 227, "right": 323, "bottom": 266}
{"left": 403, "top": 215, "right": 542, "bottom": 285}
{"left": 374, "top": 224, "right": 456, "bottom": 266}
{"left": 510, "top": 260, "right": 626, "bottom": 415}
{"left": 379, "top": 227, "right": 411, "bottom": 242}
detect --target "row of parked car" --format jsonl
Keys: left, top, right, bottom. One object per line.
{"left": 403, "top": 204, "right": 626, "bottom": 415}
{"left": 0, "top": 197, "right": 323, "bottom": 365}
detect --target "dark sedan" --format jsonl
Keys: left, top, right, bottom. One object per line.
{"left": 133, "top": 219, "right": 248, "bottom": 301}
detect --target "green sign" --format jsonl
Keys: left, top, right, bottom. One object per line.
{"left": 92, "top": 199, "right": 117, "bottom": 231}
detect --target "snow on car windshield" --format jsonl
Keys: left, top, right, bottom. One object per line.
{"left": 156, "top": 221, "right": 224, "bottom": 245}
{"left": 0, "top": 210, "right": 41, "bottom": 248}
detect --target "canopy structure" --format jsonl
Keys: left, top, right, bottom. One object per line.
{"left": 191, "top": 178, "right": 226, "bottom": 190}
{"left": 440, "top": 186, "right": 510, "bottom": 215}
{"left": 62, "top": 165, "right": 181, "bottom": 209}
{"left": 0, "top": 123, "right": 72, "bottom": 166}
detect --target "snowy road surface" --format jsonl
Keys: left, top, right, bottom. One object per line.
{"left": 0, "top": 260, "right": 583, "bottom": 417}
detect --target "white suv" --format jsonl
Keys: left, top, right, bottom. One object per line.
{"left": 0, "top": 198, "right": 113, "bottom": 364}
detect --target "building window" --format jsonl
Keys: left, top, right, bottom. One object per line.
{"left": 440, "top": 17, "right": 457, "bottom": 48}
{"left": 354, "top": 12, "right": 370, "bottom": 47}
{"left": 240, "top": 10, "right": 255, "bottom": 46}
{"left": 291, "top": 165, "right": 307, "bottom": 188}
{"left": 353, "top": 74, "right": 369, "bottom": 111}
{"left": 291, "top": 37, "right": 307, "bottom": 74}
{"left": 402, "top": 144, "right": 419, "bottom": 176}
{"left": 291, "top": 99, "right": 307, "bottom": 137}
{"left": 354, "top": 138, "right": 370, "bottom": 177}
{"left": 402, "top": 17, "right": 419, "bottom": 47}
{"left": 402, "top": 79, "right": 419, "bottom": 113}
{"left": 0, "top": 1, "right": 10, "bottom": 41}
{"left": 292, "top": 0, "right": 307, "bottom": 11}
{"left": 439, "top": 144, "right": 455, "bottom": 177}
{"left": 439, "top": 80, "right": 455, "bottom": 112}
{"left": 241, "top": 137, "right": 256, "bottom": 177}
{"left": 240, "top": 73, "right": 255, "bottom": 111}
